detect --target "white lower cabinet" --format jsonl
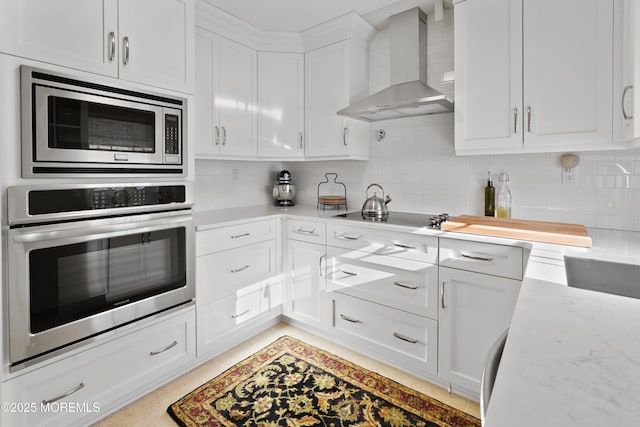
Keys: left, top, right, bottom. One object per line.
{"left": 438, "top": 267, "right": 521, "bottom": 394}
{"left": 285, "top": 239, "right": 326, "bottom": 330}
{"left": 2, "top": 307, "right": 195, "bottom": 427}
{"left": 329, "top": 292, "right": 438, "bottom": 375}
{"left": 195, "top": 220, "right": 281, "bottom": 358}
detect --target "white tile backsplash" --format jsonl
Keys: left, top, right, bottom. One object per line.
{"left": 195, "top": 7, "right": 640, "bottom": 232}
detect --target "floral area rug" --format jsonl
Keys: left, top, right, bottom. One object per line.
{"left": 167, "top": 335, "right": 480, "bottom": 427}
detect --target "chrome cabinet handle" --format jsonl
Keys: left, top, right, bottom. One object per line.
{"left": 294, "top": 227, "right": 317, "bottom": 236}
{"left": 231, "top": 233, "right": 250, "bottom": 239}
{"left": 336, "top": 233, "right": 360, "bottom": 241}
{"left": 339, "top": 269, "right": 358, "bottom": 277}
{"left": 393, "top": 332, "right": 418, "bottom": 344}
{"left": 460, "top": 251, "right": 494, "bottom": 262}
{"left": 513, "top": 107, "right": 518, "bottom": 133}
{"left": 122, "top": 36, "right": 130, "bottom": 65}
{"left": 441, "top": 281, "right": 446, "bottom": 309}
{"left": 42, "top": 383, "right": 85, "bottom": 405}
{"left": 231, "top": 265, "right": 250, "bottom": 273}
{"left": 527, "top": 106, "right": 531, "bottom": 132}
{"left": 150, "top": 340, "right": 177, "bottom": 356}
{"left": 319, "top": 254, "right": 325, "bottom": 277}
{"left": 232, "top": 309, "right": 250, "bottom": 319}
{"left": 215, "top": 126, "right": 220, "bottom": 146}
{"left": 394, "top": 281, "right": 418, "bottom": 290}
{"left": 299, "top": 132, "right": 304, "bottom": 149}
{"left": 393, "top": 242, "right": 417, "bottom": 250}
{"left": 108, "top": 31, "right": 116, "bottom": 62}
{"left": 623, "top": 85, "right": 634, "bottom": 120}
{"left": 339, "top": 314, "right": 360, "bottom": 323}
{"left": 343, "top": 127, "right": 348, "bottom": 146}
{"left": 222, "top": 126, "right": 227, "bottom": 145}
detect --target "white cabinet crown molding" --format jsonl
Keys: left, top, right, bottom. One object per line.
{"left": 196, "top": 0, "right": 303, "bottom": 53}
{"left": 301, "top": 12, "right": 377, "bottom": 52}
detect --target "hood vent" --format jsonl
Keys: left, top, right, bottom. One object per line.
{"left": 337, "top": 7, "right": 453, "bottom": 122}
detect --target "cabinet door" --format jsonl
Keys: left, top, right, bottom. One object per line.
{"left": 217, "top": 37, "right": 257, "bottom": 157}
{"left": 117, "top": 0, "right": 194, "bottom": 93}
{"left": 305, "top": 42, "right": 350, "bottom": 158}
{"left": 523, "top": 0, "right": 613, "bottom": 147}
{"left": 257, "top": 52, "right": 304, "bottom": 158}
{"left": 285, "top": 240, "right": 326, "bottom": 330}
{"left": 454, "top": 0, "right": 523, "bottom": 153}
{"left": 614, "top": 0, "right": 639, "bottom": 142}
{"left": 0, "top": 0, "right": 118, "bottom": 77}
{"left": 194, "top": 29, "right": 218, "bottom": 155}
{"left": 438, "top": 267, "right": 520, "bottom": 394}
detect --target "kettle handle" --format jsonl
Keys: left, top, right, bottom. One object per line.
{"left": 366, "top": 183, "right": 384, "bottom": 198}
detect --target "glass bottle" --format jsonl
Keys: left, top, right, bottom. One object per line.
{"left": 496, "top": 172, "right": 512, "bottom": 218}
{"left": 484, "top": 171, "right": 495, "bottom": 217}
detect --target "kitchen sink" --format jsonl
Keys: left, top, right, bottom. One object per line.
{"left": 564, "top": 255, "right": 640, "bottom": 299}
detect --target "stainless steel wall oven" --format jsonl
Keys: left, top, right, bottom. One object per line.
{"left": 21, "top": 65, "right": 186, "bottom": 178}
{"left": 6, "top": 182, "right": 195, "bottom": 369}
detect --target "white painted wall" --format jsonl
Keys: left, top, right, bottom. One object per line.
{"left": 196, "top": 8, "right": 640, "bottom": 232}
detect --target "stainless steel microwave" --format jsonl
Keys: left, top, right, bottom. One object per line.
{"left": 21, "top": 65, "right": 186, "bottom": 178}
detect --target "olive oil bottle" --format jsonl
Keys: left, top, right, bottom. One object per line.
{"left": 484, "top": 172, "right": 495, "bottom": 217}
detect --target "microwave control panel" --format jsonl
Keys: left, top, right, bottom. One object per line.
{"left": 164, "top": 114, "right": 180, "bottom": 155}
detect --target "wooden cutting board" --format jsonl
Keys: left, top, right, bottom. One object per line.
{"left": 441, "top": 215, "right": 592, "bottom": 247}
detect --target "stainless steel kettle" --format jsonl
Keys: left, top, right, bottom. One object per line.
{"left": 361, "top": 183, "right": 391, "bottom": 219}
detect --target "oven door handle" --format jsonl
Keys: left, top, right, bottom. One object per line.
{"left": 11, "top": 213, "right": 193, "bottom": 244}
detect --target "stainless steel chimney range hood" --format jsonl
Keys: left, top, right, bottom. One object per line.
{"left": 338, "top": 7, "right": 453, "bottom": 122}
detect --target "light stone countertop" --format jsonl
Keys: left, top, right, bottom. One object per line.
{"left": 194, "top": 205, "right": 640, "bottom": 426}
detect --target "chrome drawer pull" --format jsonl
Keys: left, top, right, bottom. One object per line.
{"left": 319, "top": 254, "right": 325, "bottom": 277}
{"left": 108, "top": 31, "right": 116, "bottom": 62}
{"left": 231, "top": 265, "right": 250, "bottom": 273}
{"left": 393, "top": 332, "right": 418, "bottom": 344}
{"left": 336, "top": 233, "right": 361, "bottom": 241}
{"left": 393, "top": 242, "right": 418, "bottom": 250}
{"left": 339, "top": 314, "right": 360, "bottom": 323}
{"left": 295, "top": 227, "right": 317, "bottom": 236}
{"left": 339, "top": 269, "right": 358, "bottom": 277}
{"left": 441, "top": 281, "right": 446, "bottom": 309}
{"left": 215, "top": 125, "right": 220, "bottom": 145}
{"left": 122, "top": 36, "right": 130, "bottom": 65}
{"left": 150, "top": 340, "right": 178, "bottom": 356}
{"left": 232, "top": 309, "right": 251, "bottom": 319}
{"left": 394, "top": 281, "right": 418, "bottom": 290}
{"left": 231, "top": 233, "right": 250, "bottom": 239}
{"left": 460, "top": 251, "right": 494, "bottom": 262}
{"left": 623, "top": 85, "right": 634, "bottom": 120}
{"left": 42, "top": 383, "right": 85, "bottom": 405}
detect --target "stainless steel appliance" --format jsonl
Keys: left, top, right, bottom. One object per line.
{"left": 272, "top": 170, "right": 296, "bottom": 206}
{"left": 21, "top": 65, "right": 186, "bottom": 178}
{"left": 7, "top": 182, "right": 195, "bottom": 369}
{"left": 335, "top": 211, "right": 451, "bottom": 229}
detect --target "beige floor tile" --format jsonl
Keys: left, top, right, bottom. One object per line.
{"left": 93, "top": 322, "right": 480, "bottom": 426}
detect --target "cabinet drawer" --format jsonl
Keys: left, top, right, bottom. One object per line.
{"left": 327, "top": 247, "right": 438, "bottom": 319}
{"left": 3, "top": 309, "right": 195, "bottom": 427}
{"left": 439, "top": 238, "right": 523, "bottom": 280}
{"left": 330, "top": 292, "right": 437, "bottom": 375}
{"left": 197, "top": 240, "right": 276, "bottom": 303}
{"left": 286, "top": 219, "right": 326, "bottom": 244}
{"left": 197, "top": 219, "right": 276, "bottom": 255}
{"left": 327, "top": 223, "right": 438, "bottom": 264}
{"left": 197, "top": 280, "right": 281, "bottom": 354}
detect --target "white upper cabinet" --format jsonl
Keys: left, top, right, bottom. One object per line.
{"left": 257, "top": 52, "right": 305, "bottom": 158}
{"left": 117, "top": 0, "right": 194, "bottom": 92}
{"left": 0, "top": 0, "right": 194, "bottom": 93}
{"left": 305, "top": 40, "right": 370, "bottom": 160}
{"left": 614, "top": 0, "right": 640, "bottom": 142}
{"left": 195, "top": 29, "right": 257, "bottom": 158}
{"left": 455, "top": 0, "right": 615, "bottom": 154}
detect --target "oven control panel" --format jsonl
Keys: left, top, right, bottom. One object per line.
{"left": 27, "top": 185, "right": 187, "bottom": 215}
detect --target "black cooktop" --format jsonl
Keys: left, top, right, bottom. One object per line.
{"left": 334, "top": 211, "right": 451, "bottom": 229}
